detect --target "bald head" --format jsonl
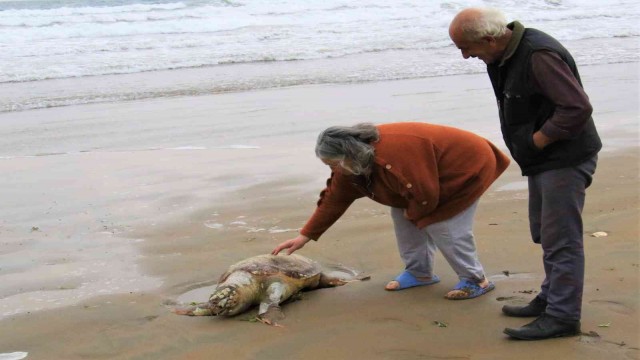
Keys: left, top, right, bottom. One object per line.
{"left": 448, "top": 7, "right": 511, "bottom": 64}
{"left": 449, "top": 7, "right": 508, "bottom": 43}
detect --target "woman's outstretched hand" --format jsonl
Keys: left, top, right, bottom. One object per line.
{"left": 271, "top": 234, "right": 311, "bottom": 255}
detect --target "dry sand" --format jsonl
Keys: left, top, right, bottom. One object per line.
{"left": 0, "top": 62, "right": 638, "bottom": 359}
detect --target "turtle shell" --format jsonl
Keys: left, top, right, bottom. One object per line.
{"left": 218, "top": 254, "right": 323, "bottom": 283}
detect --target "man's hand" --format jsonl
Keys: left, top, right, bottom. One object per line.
{"left": 271, "top": 234, "right": 311, "bottom": 255}
{"left": 533, "top": 131, "right": 554, "bottom": 150}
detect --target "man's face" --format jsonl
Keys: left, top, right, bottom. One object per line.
{"left": 450, "top": 30, "right": 499, "bottom": 64}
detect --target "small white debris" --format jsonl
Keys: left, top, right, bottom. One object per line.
{"left": 0, "top": 352, "right": 28, "bottom": 360}
{"left": 268, "top": 227, "right": 298, "bottom": 234}
{"left": 591, "top": 231, "right": 608, "bottom": 238}
{"left": 204, "top": 222, "right": 224, "bottom": 229}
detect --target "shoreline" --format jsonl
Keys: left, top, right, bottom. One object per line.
{"left": 0, "top": 61, "right": 637, "bottom": 158}
{"left": 1, "top": 35, "right": 638, "bottom": 113}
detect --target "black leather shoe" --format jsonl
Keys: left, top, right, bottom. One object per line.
{"left": 502, "top": 296, "right": 547, "bottom": 317}
{"left": 504, "top": 313, "right": 581, "bottom": 340}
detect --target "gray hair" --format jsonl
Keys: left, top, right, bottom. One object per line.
{"left": 315, "top": 123, "right": 380, "bottom": 175}
{"left": 460, "top": 8, "right": 508, "bottom": 41}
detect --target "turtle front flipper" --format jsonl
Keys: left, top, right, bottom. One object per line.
{"left": 257, "top": 304, "right": 284, "bottom": 326}
{"left": 172, "top": 303, "right": 215, "bottom": 316}
{"left": 256, "top": 282, "right": 294, "bottom": 326}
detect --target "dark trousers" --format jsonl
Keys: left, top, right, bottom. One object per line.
{"left": 528, "top": 155, "right": 597, "bottom": 321}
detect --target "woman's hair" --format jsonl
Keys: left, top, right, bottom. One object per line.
{"left": 315, "top": 123, "right": 380, "bottom": 175}
{"left": 461, "top": 8, "right": 508, "bottom": 41}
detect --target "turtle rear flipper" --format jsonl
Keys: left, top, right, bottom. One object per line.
{"left": 318, "top": 263, "right": 370, "bottom": 288}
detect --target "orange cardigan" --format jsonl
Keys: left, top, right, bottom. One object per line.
{"left": 300, "top": 122, "right": 510, "bottom": 240}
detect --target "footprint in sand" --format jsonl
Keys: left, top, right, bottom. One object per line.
{"left": 380, "top": 349, "right": 470, "bottom": 360}
{"left": 488, "top": 272, "right": 535, "bottom": 282}
{"left": 495, "top": 295, "right": 529, "bottom": 304}
{"left": 578, "top": 331, "right": 639, "bottom": 359}
{"left": 588, "top": 300, "right": 634, "bottom": 315}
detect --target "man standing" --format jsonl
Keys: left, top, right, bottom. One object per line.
{"left": 449, "top": 8, "right": 601, "bottom": 340}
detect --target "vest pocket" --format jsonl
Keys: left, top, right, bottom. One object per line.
{"left": 509, "top": 122, "right": 543, "bottom": 163}
{"left": 503, "top": 91, "right": 529, "bottom": 125}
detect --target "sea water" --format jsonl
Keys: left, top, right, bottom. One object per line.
{"left": 1, "top": 0, "right": 638, "bottom": 112}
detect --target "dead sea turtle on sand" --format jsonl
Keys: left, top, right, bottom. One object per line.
{"left": 173, "top": 254, "right": 368, "bottom": 325}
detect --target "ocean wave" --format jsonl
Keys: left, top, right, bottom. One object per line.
{"left": 0, "top": 14, "right": 205, "bottom": 28}
{"left": 0, "top": 42, "right": 456, "bottom": 83}
{"left": 0, "top": 7, "right": 226, "bottom": 29}
{"left": 0, "top": 66, "right": 485, "bottom": 112}
{"left": 2, "top": 0, "right": 636, "bottom": 40}
{"left": 324, "top": 4, "right": 395, "bottom": 12}
{"left": 0, "top": 37, "right": 636, "bottom": 84}
{"left": 2, "top": 58, "right": 637, "bottom": 113}
{"left": 0, "top": 1, "right": 188, "bottom": 14}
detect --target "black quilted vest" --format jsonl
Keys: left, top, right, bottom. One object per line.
{"left": 487, "top": 27, "right": 601, "bottom": 176}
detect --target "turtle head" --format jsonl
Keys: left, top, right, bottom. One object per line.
{"left": 207, "top": 284, "right": 250, "bottom": 316}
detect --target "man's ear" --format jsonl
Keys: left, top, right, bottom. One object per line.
{"left": 481, "top": 35, "right": 496, "bottom": 45}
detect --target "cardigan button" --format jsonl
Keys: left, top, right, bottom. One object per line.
{"left": 406, "top": 183, "right": 412, "bottom": 189}
{"left": 385, "top": 164, "right": 392, "bottom": 170}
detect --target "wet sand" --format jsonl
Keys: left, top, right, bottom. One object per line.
{"left": 0, "top": 62, "right": 638, "bottom": 359}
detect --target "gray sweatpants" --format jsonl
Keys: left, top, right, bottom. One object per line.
{"left": 390, "top": 200, "right": 486, "bottom": 283}
{"left": 528, "top": 155, "right": 597, "bottom": 321}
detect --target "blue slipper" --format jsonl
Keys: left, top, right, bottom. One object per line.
{"left": 445, "top": 279, "right": 495, "bottom": 300}
{"left": 385, "top": 271, "right": 440, "bottom": 291}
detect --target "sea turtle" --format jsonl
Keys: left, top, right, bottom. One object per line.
{"left": 173, "top": 254, "right": 368, "bottom": 325}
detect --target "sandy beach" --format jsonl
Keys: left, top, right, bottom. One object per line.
{"left": 0, "top": 61, "right": 638, "bottom": 360}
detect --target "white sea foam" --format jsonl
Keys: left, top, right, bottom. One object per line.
{"left": 213, "top": 145, "right": 261, "bottom": 149}
{"left": 243, "top": 226, "right": 298, "bottom": 234}
{"left": 0, "top": 155, "right": 35, "bottom": 160}
{"left": 167, "top": 146, "right": 207, "bottom": 150}
{"left": 267, "top": 228, "right": 298, "bottom": 234}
